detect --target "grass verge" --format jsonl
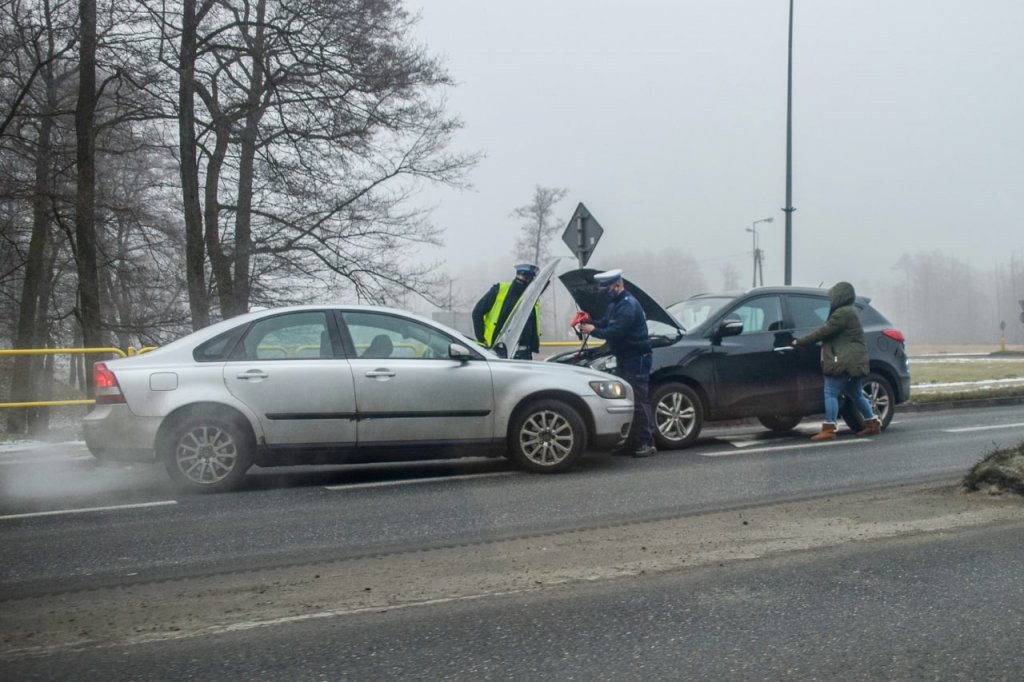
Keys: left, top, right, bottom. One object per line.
{"left": 907, "top": 385, "right": 1024, "bottom": 405}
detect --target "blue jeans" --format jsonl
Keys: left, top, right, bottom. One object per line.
{"left": 823, "top": 374, "right": 876, "bottom": 425}
{"left": 617, "top": 354, "right": 655, "bottom": 448}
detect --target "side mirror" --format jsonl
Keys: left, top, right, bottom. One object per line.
{"left": 449, "top": 343, "right": 474, "bottom": 361}
{"left": 716, "top": 318, "right": 744, "bottom": 339}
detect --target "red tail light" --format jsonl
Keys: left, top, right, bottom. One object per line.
{"left": 882, "top": 329, "right": 906, "bottom": 345}
{"left": 94, "top": 362, "right": 126, "bottom": 404}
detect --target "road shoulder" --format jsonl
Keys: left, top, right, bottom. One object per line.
{"left": 2, "top": 480, "right": 1021, "bottom": 659}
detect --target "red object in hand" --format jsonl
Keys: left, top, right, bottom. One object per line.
{"left": 570, "top": 311, "right": 591, "bottom": 328}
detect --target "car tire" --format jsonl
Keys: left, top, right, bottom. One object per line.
{"left": 508, "top": 399, "right": 586, "bottom": 473}
{"left": 840, "top": 373, "right": 895, "bottom": 433}
{"left": 160, "top": 413, "right": 254, "bottom": 493}
{"left": 651, "top": 382, "right": 703, "bottom": 449}
{"left": 756, "top": 414, "right": 803, "bottom": 432}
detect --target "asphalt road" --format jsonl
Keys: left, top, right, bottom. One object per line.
{"left": 2, "top": 403, "right": 1023, "bottom": 679}
{"left": 5, "top": 522, "right": 1022, "bottom": 681}
{"left": 2, "top": 404, "right": 1023, "bottom": 597}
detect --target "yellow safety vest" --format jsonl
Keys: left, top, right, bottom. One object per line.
{"left": 481, "top": 282, "right": 541, "bottom": 347}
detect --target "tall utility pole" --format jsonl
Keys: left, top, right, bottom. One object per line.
{"left": 783, "top": 0, "right": 796, "bottom": 285}
{"left": 748, "top": 217, "right": 774, "bottom": 287}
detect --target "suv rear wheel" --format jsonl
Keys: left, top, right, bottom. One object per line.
{"left": 841, "top": 373, "right": 895, "bottom": 433}
{"left": 651, "top": 382, "right": 702, "bottom": 449}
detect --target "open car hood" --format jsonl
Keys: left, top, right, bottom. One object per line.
{"left": 490, "top": 259, "right": 560, "bottom": 357}
{"left": 559, "top": 268, "right": 682, "bottom": 330}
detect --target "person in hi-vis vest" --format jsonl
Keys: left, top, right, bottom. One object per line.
{"left": 472, "top": 263, "right": 541, "bottom": 359}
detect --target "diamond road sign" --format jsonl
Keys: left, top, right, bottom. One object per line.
{"left": 561, "top": 202, "right": 604, "bottom": 267}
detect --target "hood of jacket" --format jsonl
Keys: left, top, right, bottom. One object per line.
{"left": 829, "top": 281, "right": 857, "bottom": 313}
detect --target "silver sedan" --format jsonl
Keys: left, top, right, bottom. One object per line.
{"left": 84, "top": 305, "right": 634, "bottom": 492}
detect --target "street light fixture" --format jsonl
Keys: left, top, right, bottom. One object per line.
{"left": 747, "top": 217, "right": 774, "bottom": 287}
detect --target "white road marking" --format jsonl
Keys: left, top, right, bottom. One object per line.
{"left": 0, "top": 454, "right": 94, "bottom": 466}
{"left": 944, "top": 422, "right": 1024, "bottom": 433}
{"left": 0, "top": 500, "right": 176, "bottom": 521}
{"left": 700, "top": 440, "right": 870, "bottom": 457}
{"left": 326, "top": 471, "right": 518, "bottom": 490}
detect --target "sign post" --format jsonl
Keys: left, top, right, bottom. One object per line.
{"left": 561, "top": 202, "right": 604, "bottom": 268}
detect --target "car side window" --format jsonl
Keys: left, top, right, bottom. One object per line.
{"left": 789, "top": 296, "right": 830, "bottom": 329}
{"left": 726, "top": 296, "right": 784, "bottom": 334}
{"left": 341, "top": 311, "right": 456, "bottom": 360}
{"left": 236, "top": 311, "right": 334, "bottom": 360}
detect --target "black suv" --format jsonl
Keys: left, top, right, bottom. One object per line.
{"left": 554, "top": 269, "right": 911, "bottom": 449}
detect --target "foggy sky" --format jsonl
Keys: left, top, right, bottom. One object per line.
{"left": 409, "top": 0, "right": 1024, "bottom": 302}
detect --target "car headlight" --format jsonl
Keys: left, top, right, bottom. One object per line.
{"left": 590, "top": 354, "right": 617, "bottom": 372}
{"left": 589, "top": 380, "right": 628, "bottom": 399}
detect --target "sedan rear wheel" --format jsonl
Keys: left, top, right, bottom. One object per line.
{"left": 508, "top": 399, "right": 586, "bottom": 473}
{"left": 162, "top": 415, "right": 253, "bottom": 493}
{"left": 651, "top": 382, "right": 703, "bottom": 449}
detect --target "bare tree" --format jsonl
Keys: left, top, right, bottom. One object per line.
{"left": 145, "top": 0, "right": 478, "bottom": 320}
{"left": 512, "top": 185, "right": 568, "bottom": 265}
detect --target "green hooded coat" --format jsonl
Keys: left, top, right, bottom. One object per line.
{"left": 794, "top": 281, "right": 870, "bottom": 377}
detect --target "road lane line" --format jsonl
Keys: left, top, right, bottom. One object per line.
{"left": 944, "top": 422, "right": 1024, "bottom": 433}
{"left": 700, "top": 440, "right": 870, "bottom": 457}
{"left": 326, "top": 471, "right": 517, "bottom": 491}
{"left": 0, "top": 500, "right": 176, "bottom": 521}
{"left": 0, "top": 455, "right": 94, "bottom": 465}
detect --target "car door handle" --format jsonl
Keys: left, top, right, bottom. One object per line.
{"left": 773, "top": 346, "right": 795, "bottom": 353}
{"left": 365, "top": 369, "right": 396, "bottom": 378}
{"left": 236, "top": 370, "right": 269, "bottom": 380}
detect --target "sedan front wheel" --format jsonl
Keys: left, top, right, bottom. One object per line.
{"left": 508, "top": 399, "right": 586, "bottom": 473}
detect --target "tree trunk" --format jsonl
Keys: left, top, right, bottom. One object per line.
{"left": 7, "top": 91, "right": 55, "bottom": 434}
{"left": 203, "top": 123, "right": 236, "bottom": 316}
{"left": 179, "top": 0, "right": 210, "bottom": 330}
{"left": 75, "top": 0, "right": 103, "bottom": 394}
{"left": 232, "top": 0, "right": 267, "bottom": 315}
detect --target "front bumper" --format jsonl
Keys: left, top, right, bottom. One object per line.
{"left": 588, "top": 398, "right": 634, "bottom": 451}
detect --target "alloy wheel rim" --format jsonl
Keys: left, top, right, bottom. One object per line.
{"left": 175, "top": 425, "right": 238, "bottom": 484}
{"left": 656, "top": 391, "right": 695, "bottom": 442}
{"left": 519, "top": 410, "right": 574, "bottom": 466}
{"left": 864, "top": 381, "right": 891, "bottom": 421}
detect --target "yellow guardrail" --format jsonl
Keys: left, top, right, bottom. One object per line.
{"left": 0, "top": 347, "right": 155, "bottom": 409}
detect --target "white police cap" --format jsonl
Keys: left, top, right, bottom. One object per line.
{"left": 593, "top": 269, "right": 623, "bottom": 286}
{"left": 514, "top": 263, "right": 539, "bottom": 276}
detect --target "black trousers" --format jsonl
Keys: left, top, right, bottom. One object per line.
{"left": 617, "top": 353, "right": 654, "bottom": 447}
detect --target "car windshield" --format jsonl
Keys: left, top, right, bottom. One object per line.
{"left": 667, "top": 296, "right": 735, "bottom": 331}
{"left": 648, "top": 318, "right": 683, "bottom": 338}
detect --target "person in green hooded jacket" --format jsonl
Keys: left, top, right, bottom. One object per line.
{"left": 791, "top": 281, "right": 881, "bottom": 441}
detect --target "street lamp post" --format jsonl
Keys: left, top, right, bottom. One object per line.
{"left": 782, "top": 0, "right": 796, "bottom": 285}
{"left": 747, "top": 217, "right": 774, "bottom": 287}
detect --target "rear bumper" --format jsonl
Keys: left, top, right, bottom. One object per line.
{"left": 82, "top": 404, "right": 160, "bottom": 461}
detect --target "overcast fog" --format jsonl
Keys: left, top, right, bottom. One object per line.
{"left": 408, "top": 0, "right": 1023, "bottom": 334}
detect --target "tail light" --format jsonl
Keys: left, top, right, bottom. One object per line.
{"left": 882, "top": 329, "right": 906, "bottom": 346}
{"left": 94, "top": 362, "right": 126, "bottom": 404}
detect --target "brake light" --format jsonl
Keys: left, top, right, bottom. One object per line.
{"left": 882, "top": 329, "right": 905, "bottom": 346}
{"left": 94, "top": 362, "right": 126, "bottom": 404}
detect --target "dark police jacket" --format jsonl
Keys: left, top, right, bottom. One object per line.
{"left": 590, "top": 289, "right": 651, "bottom": 360}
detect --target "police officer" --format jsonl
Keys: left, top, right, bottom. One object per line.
{"left": 580, "top": 269, "right": 656, "bottom": 458}
{"left": 472, "top": 263, "right": 541, "bottom": 359}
